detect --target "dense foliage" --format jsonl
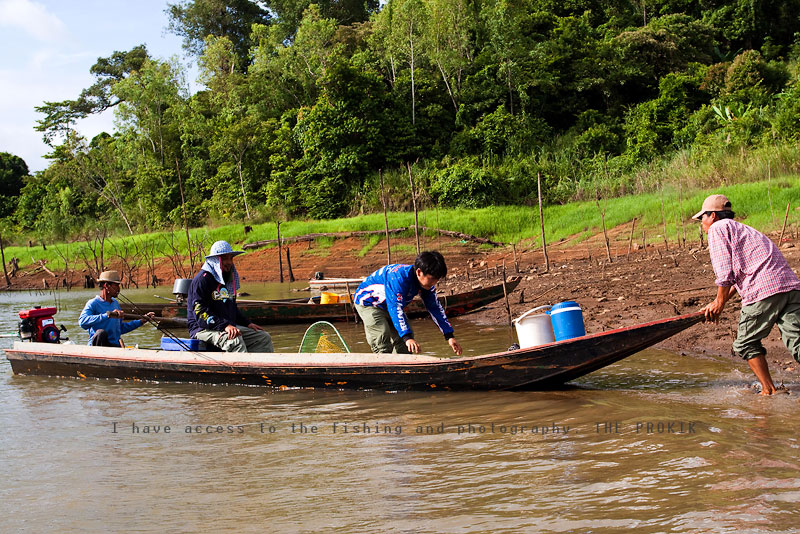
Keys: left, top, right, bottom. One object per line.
{"left": 10, "top": 0, "right": 800, "bottom": 240}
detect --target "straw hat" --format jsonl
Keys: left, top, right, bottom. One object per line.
{"left": 205, "top": 240, "right": 244, "bottom": 259}
{"left": 97, "top": 270, "right": 122, "bottom": 284}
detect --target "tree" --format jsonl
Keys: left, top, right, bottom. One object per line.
{"left": 35, "top": 46, "right": 149, "bottom": 145}
{"left": 423, "top": 0, "right": 475, "bottom": 112}
{"left": 376, "top": 0, "right": 428, "bottom": 125}
{"left": 0, "top": 152, "right": 30, "bottom": 218}
{"left": 166, "top": 0, "right": 272, "bottom": 69}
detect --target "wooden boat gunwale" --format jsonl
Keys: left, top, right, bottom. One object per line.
{"left": 4, "top": 312, "right": 704, "bottom": 391}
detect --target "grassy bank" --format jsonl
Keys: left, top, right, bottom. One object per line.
{"left": 5, "top": 177, "right": 799, "bottom": 275}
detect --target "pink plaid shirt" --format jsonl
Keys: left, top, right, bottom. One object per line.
{"left": 708, "top": 219, "right": 800, "bottom": 305}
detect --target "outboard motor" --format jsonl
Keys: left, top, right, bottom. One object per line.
{"left": 18, "top": 306, "right": 66, "bottom": 343}
{"left": 172, "top": 279, "right": 191, "bottom": 305}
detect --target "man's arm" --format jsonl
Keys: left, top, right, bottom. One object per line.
{"left": 78, "top": 299, "right": 105, "bottom": 329}
{"left": 703, "top": 285, "right": 737, "bottom": 322}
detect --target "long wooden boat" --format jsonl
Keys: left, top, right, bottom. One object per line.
{"left": 4, "top": 312, "right": 703, "bottom": 391}
{"left": 121, "top": 278, "right": 522, "bottom": 325}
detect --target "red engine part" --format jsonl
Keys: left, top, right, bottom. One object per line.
{"left": 18, "top": 306, "right": 61, "bottom": 343}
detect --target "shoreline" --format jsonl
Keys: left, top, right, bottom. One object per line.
{"left": 3, "top": 228, "right": 799, "bottom": 383}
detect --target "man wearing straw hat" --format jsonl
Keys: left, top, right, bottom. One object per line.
{"left": 79, "top": 270, "right": 154, "bottom": 346}
{"left": 187, "top": 240, "right": 273, "bottom": 353}
{"left": 695, "top": 194, "right": 800, "bottom": 395}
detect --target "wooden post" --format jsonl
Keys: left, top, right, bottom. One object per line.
{"left": 768, "top": 160, "right": 776, "bottom": 227}
{"left": 285, "top": 247, "right": 295, "bottom": 282}
{"left": 345, "top": 281, "right": 357, "bottom": 324}
{"left": 0, "top": 229, "right": 9, "bottom": 287}
{"left": 512, "top": 243, "right": 519, "bottom": 273}
{"left": 779, "top": 201, "right": 791, "bottom": 245}
{"left": 379, "top": 169, "right": 392, "bottom": 265}
{"left": 660, "top": 187, "right": 669, "bottom": 251}
{"left": 502, "top": 263, "right": 512, "bottom": 327}
{"left": 627, "top": 218, "right": 637, "bottom": 260}
{"left": 276, "top": 221, "right": 284, "bottom": 283}
{"left": 537, "top": 172, "right": 550, "bottom": 272}
{"left": 407, "top": 161, "right": 421, "bottom": 256}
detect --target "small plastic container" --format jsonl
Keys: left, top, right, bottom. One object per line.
{"left": 160, "top": 337, "right": 206, "bottom": 351}
{"left": 549, "top": 301, "right": 585, "bottom": 341}
{"left": 320, "top": 292, "right": 339, "bottom": 304}
{"left": 514, "top": 306, "right": 555, "bottom": 348}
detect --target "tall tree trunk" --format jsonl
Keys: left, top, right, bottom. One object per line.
{"left": 237, "top": 159, "right": 251, "bottom": 219}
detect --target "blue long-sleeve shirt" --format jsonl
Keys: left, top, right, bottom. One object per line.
{"left": 354, "top": 264, "right": 454, "bottom": 341}
{"left": 79, "top": 296, "right": 143, "bottom": 346}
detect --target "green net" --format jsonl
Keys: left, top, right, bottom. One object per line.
{"left": 299, "top": 321, "right": 351, "bottom": 354}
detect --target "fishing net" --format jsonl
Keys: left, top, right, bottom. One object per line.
{"left": 299, "top": 321, "right": 351, "bottom": 354}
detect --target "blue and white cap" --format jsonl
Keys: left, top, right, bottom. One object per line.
{"left": 205, "top": 240, "right": 245, "bottom": 259}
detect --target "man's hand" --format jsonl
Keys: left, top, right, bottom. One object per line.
{"left": 143, "top": 312, "right": 156, "bottom": 320}
{"left": 405, "top": 338, "right": 420, "bottom": 354}
{"left": 248, "top": 323, "right": 264, "bottom": 331}
{"left": 448, "top": 337, "right": 463, "bottom": 356}
{"left": 702, "top": 299, "right": 724, "bottom": 322}
{"left": 107, "top": 309, "right": 124, "bottom": 319}
{"left": 703, "top": 285, "right": 735, "bottom": 322}
{"left": 225, "top": 324, "right": 241, "bottom": 339}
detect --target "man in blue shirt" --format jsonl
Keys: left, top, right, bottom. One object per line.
{"left": 79, "top": 270, "right": 153, "bottom": 346}
{"left": 354, "top": 251, "right": 463, "bottom": 355}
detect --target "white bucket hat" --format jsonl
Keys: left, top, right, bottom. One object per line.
{"left": 205, "top": 240, "right": 244, "bottom": 259}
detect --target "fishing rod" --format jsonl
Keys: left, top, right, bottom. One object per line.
{"left": 115, "top": 293, "right": 238, "bottom": 370}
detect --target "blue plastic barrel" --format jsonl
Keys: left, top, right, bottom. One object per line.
{"left": 549, "top": 301, "right": 585, "bottom": 341}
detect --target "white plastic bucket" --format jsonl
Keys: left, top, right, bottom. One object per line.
{"left": 514, "top": 306, "right": 555, "bottom": 348}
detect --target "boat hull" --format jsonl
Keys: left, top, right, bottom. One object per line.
{"left": 5, "top": 313, "right": 703, "bottom": 391}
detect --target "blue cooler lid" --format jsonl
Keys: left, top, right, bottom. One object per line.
{"left": 550, "top": 301, "right": 581, "bottom": 314}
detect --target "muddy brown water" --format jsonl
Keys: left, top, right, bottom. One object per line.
{"left": 1, "top": 286, "right": 798, "bottom": 533}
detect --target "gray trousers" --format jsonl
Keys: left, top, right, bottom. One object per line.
{"left": 355, "top": 304, "right": 410, "bottom": 354}
{"left": 195, "top": 325, "right": 274, "bottom": 353}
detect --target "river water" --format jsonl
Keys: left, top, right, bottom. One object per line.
{"left": 1, "top": 286, "right": 798, "bottom": 533}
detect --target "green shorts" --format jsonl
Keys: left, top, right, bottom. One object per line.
{"left": 732, "top": 290, "right": 800, "bottom": 362}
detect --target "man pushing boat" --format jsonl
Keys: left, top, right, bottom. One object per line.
{"left": 696, "top": 194, "right": 800, "bottom": 395}
{"left": 354, "top": 251, "right": 463, "bottom": 356}
{"left": 187, "top": 240, "right": 273, "bottom": 353}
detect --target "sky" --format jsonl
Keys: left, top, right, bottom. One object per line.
{"left": 0, "top": 0, "right": 197, "bottom": 173}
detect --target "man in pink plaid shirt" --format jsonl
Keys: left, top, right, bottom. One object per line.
{"left": 695, "top": 194, "right": 800, "bottom": 395}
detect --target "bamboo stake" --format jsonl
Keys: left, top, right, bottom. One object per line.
{"left": 779, "top": 201, "right": 791, "bottom": 245}
{"left": 379, "top": 169, "right": 392, "bottom": 265}
{"left": 407, "top": 161, "right": 421, "bottom": 256}
{"left": 502, "top": 263, "right": 512, "bottom": 327}
{"left": 627, "top": 217, "right": 637, "bottom": 260}
{"left": 537, "top": 172, "right": 550, "bottom": 272}
{"left": 660, "top": 185, "right": 669, "bottom": 251}
{"left": 768, "top": 160, "right": 776, "bottom": 227}
{"left": 0, "top": 229, "right": 9, "bottom": 287}
{"left": 276, "top": 221, "right": 284, "bottom": 283}
{"left": 512, "top": 243, "right": 519, "bottom": 273}
{"left": 285, "top": 247, "right": 295, "bottom": 282}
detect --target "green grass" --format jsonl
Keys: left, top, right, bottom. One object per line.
{"left": 4, "top": 176, "right": 799, "bottom": 274}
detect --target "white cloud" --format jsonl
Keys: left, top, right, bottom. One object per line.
{"left": 0, "top": 0, "right": 68, "bottom": 42}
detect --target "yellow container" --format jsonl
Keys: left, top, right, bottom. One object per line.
{"left": 320, "top": 292, "right": 339, "bottom": 304}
